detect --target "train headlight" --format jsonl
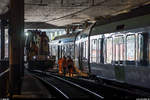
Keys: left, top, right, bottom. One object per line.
{"left": 47, "top": 56, "right": 50, "bottom": 59}
{"left": 25, "top": 32, "right": 29, "bottom": 36}
{"left": 33, "top": 56, "right": 36, "bottom": 59}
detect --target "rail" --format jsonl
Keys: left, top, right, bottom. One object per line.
{"left": 0, "top": 68, "right": 10, "bottom": 98}
{"left": 0, "top": 68, "right": 9, "bottom": 77}
{"left": 29, "top": 70, "right": 104, "bottom": 99}
{"left": 45, "top": 70, "right": 150, "bottom": 98}
{"left": 32, "top": 74, "right": 69, "bottom": 99}
{"left": 46, "top": 72, "right": 104, "bottom": 99}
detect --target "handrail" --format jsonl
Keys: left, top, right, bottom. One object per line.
{"left": 0, "top": 68, "right": 10, "bottom": 77}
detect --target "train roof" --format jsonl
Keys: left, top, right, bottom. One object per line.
{"left": 75, "top": 23, "right": 95, "bottom": 39}
{"left": 91, "top": 13, "right": 150, "bottom": 36}
{"left": 52, "top": 24, "right": 94, "bottom": 42}
{"left": 50, "top": 31, "right": 80, "bottom": 44}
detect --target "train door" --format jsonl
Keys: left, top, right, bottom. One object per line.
{"left": 100, "top": 37, "right": 104, "bottom": 63}
{"left": 91, "top": 39, "right": 97, "bottom": 63}
{"left": 79, "top": 42, "right": 84, "bottom": 70}
{"left": 82, "top": 41, "right": 89, "bottom": 73}
{"left": 56, "top": 45, "right": 59, "bottom": 63}
{"left": 105, "top": 37, "right": 112, "bottom": 64}
{"left": 68, "top": 44, "right": 70, "bottom": 56}
{"left": 61, "top": 45, "right": 64, "bottom": 57}
{"left": 138, "top": 33, "right": 149, "bottom": 66}
{"left": 96, "top": 37, "right": 104, "bottom": 64}
{"left": 75, "top": 42, "right": 80, "bottom": 68}
{"left": 63, "top": 45, "right": 66, "bottom": 57}
{"left": 58, "top": 45, "right": 60, "bottom": 60}
{"left": 70, "top": 43, "right": 74, "bottom": 59}
{"left": 113, "top": 35, "right": 125, "bottom": 81}
{"left": 58, "top": 45, "right": 62, "bottom": 59}
{"left": 60, "top": 45, "right": 63, "bottom": 58}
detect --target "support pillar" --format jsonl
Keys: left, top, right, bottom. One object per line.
{"left": 9, "top": 0, "right": 24, "bottom": 95}
{"left": 1, "top": 20, "right": 5, "bottom": 60}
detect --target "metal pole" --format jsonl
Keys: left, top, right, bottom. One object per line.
{"left": 1, "top": 20, "right": 5, "bottom": 60}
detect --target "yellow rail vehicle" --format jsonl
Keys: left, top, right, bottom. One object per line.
{"left": 25, "top": 30, "right": 54, "bottom": 70}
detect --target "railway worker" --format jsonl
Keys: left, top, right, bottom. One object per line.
{"left": 67, "top": 56, "right": 74, "bottom": 77}
{"left": 58, "top": 58, "right": 63, "bottom": 74}
{"left": 62, "top": 56, "right": 67, "bottom": 76}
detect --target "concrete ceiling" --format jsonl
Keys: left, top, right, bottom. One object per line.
{"left": 0, "top": 0, "right": 150, "bottom": 27}
{"left": 0, "top": 0, "right": 9, "bottom": 15}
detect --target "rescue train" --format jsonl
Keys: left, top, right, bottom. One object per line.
{"left": 25, "top": 30, "right": 55, "bottom": 70}
{"left": 49, "top": 14, "right": 150, "bottom": 89}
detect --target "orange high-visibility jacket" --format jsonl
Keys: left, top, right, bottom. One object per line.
{"left": 58, "top": 58, "right": 63, "bottom": 71}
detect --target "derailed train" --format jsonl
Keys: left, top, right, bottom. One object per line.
{"left": 50, "top": 14, "right": 150, "bottom": 89}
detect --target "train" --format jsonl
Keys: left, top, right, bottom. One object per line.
{"left": 49, "top": 13, "right": 150, "bottom": 89}
{"left": 49, "top": 31, "right": 79, "bottom": 62}
{"left": 25, "top": 30, "right": 55, "bottom": 70}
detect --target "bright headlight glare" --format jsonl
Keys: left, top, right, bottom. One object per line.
{"left": 33, "top": 56, "right": 36, "bottom": 59}
{"left": 25, "top": 32, "right": 29, "bottom": 36}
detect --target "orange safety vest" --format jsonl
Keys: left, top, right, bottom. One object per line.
{"left": 58, "top": 58, "right": 63, "bottom": 71}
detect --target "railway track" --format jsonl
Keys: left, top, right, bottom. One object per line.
{"left": 46, "top": 70, "right": 150, "bottom": 99}
{"left": 28, "top": 69, "right": 104, "bottom": 99}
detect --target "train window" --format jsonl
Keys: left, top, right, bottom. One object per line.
{"left": 70, "top": 44, "right": 74, "bottom": 58}
{"left": 69, "top": 44, "right": 72, "bottom": 56}
{"left": 138, "top": 34, "right": 143, "bottom": 62}
{"left": 98, "top": 38, "right": 101, "bottom": 63}
{"left": 65, "top": 45, "right": 67, "bottom": 54}
{"left": 138, "top": 33, "right": 149, "bottom": 66}
{"left": 66, "top": 45, "right": 68, "bottom": 56}
{"left": 5, "top": 30, "right": 8, "bottom": 58}
{"left": 75, "top": 44, "right": 79, "bottom": 59}
{"left": 85, "top": 41, "right": 88, "bottom": 59}
{"left": 106, "top": 37, "right": 112, "bottom": 64}
{"left": 91, "top": 39, "right": 97, "bottom": 63}
{"left": 126, "top": 35, "right": 136, "bottom": 63}
{"left": 66, "top": 45, "right": 68, "bottom": 55}
{"left": 83, "top": 42, "right": 86, "bottom": 58}
{"left": 52, "top": 45, "right": 57, "bottom": 56}
{"left": 62, "top": 46, "right": 66, "bottom": 56}
{"left": 96, "top": 39, "right": 99, "bottom": 63}
{"left": 113, "top": 36, "right": 124, "bottom": 64}
{"left": 60, "top": 45, "right": 62, "bottom": 58}
{"left": 84, "top": 41, "right": 87, "bottom": 59}
{"left": 66, "top": 45, "right": 70, "bottom": 56}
